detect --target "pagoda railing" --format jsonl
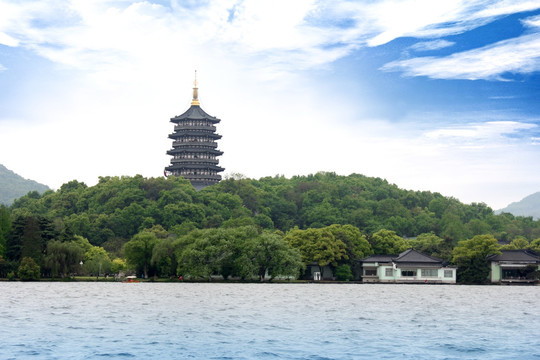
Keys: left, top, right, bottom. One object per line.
{"left": 173, "top": 141, "right": 218, "bottom": 148}
{"left": 170, "top": 158, "right": 219, "bottom": 165}
{"left": 174, "top": 125, "right": 216, "bottom": 132}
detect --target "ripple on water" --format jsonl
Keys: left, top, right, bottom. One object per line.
{"left": 0, "top": 283, "right": 539, "bottom": 359}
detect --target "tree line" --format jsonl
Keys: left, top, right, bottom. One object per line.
{"left": 1, "top": 172, "right": 539, "bottom": 282}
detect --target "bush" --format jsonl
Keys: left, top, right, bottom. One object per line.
{"left": 7, "top": 271, "right": 15, "bottom": 281}
{"left": 335, "top": 264, "right": 353, "bottom": 281}
{"left": 18, "top": 257, "right": 41, "bottom": 281}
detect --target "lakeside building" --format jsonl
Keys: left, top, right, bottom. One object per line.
{"left": 360, "top": 248, "right": 457, "bottom": 284}
{"left": 165, "top": 73, "right": 224, "bottom": 190}
{"left": 487, "top": 249, "right": 539, "bottom": 284}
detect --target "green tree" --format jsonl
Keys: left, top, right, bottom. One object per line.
{"left": 110, "top": 258, "right": 127, "bottom": 274}
{"left": 285, "top": 227, "right": 347, "bottom": 278}
{"left": 0, "top": 205, "right": 11, "bottom": 257}
{"left": 325, "top": 224, "right": 372, "bottom": 264}
{"left": 18, "top": 256, "right": 40, "bottom": 281}
{"left": 83, "top": 246, "right": 112, "bottom": 277}
{"left": 151, "top": 237, "right": 180, "bottom": 277}
{"left": 452, "top": 234, "right": 501, "bottom": 284}
{"left": 501, "top": 236, "right": 529, "bottom": 250}
{"left": 45, "top": 240, "right": 84, "bottom": 278}
{"left": 252, "top": 232, "right": 304, "bottom": 281}
{"left": 408, "top": 232, "right": 452, "bottom": 259}
{"left": 124, "top": 230, "right": 159, "bottom": 278}
{"left": 334, "top": 264, "right": 353, "bottom": 281}
{"left": 370, "top": 229, "right": 409, "bottom": 255}
{"left": 530, "top": 238, "right": 540, "bottom": 253}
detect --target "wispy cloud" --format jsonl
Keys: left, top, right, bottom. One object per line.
{"left": 409, "top": 40, "right": 455, "bottom": 52}
{"left": 424, "top": 121, "right": 538, "bottom": 147}
{"left": 522, "top": 13, "right": 540, "bottom": 29}
{"left": 382, "top": 32, "right": 540, "bottom": 80}
{"left": 1, "top": 0, "right": 539, "bottom": 78}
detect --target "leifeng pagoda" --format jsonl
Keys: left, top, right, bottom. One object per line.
{"left": 165, "top": 73, "right": 224, "bottom": 190}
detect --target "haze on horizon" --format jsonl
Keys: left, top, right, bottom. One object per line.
{"left": 1, "top": 0, "right": 539, "bottom": 210}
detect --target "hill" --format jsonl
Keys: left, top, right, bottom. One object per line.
{"left": 0, "top": 164, "right": 50, "bottom": 205}
{"left": 496, "top": 192, "right": 540, "bottom": 220}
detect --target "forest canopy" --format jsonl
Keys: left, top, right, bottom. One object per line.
{"left": 1, "top": 172, "right": 539, "bottom": 282}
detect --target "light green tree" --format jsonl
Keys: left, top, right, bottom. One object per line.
{"left": 530, "top": 238, "right": 540, "bottom": 253}
{"left": 452, "top": 234, "right": 501, "bottom": 284}
{"left": 285, "top": 227, "right": 347, "bottom": 277}
{"left": 252, "top": 231, "right": 304, "bottom": 281}
{"left": 84, "top": 246, "right": 112, "bottom": 277}
{"left": 110, "top": 258, "right": 127, "bottom": 274}
{"left": 370, "top": 229, "right": 409, "bottom": 255}
{"left": 501, "top": 236, "right": 529, "bottom": 250}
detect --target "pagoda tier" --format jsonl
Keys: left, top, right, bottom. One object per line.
{"left": 165, "top": 75, "right": 224, "bottom": 190}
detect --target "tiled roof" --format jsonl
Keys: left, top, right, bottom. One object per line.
{"left": 362, "top": 249, "right": 444, "bottom": 265}
{"left": 393, "top": 248, "right": 443, "bottom": 264}
{"left": 172, "top": 105, "right": 220, "bottom": 122}
{"left": 487, "top": 250, "right": 539, "bottom": 262}
{"left": 361, "top": 255, "right": 395, "bottom": 263}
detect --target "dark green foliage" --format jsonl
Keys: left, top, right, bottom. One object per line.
{"left": 45, "top": 240, "right": 84, "bottom": 278}
{"left": 176, "top": 226, "right": 303, "bottom": 281}
{"left": 124, "top": 228, "right": 160, "bottom": 278}
{"left": 452, "top": 235, "right": 501, "bottom": 284}
{"left": 18, "top": 256, "right": 40, "bottom": 281}
{"left": 0, "top": 205, "right": 10, "bottom": 257}
{"left": 2, "top": 172, "right": 540, "bottom": 282}
{"left": 335, "top": 264, "right": 353, "bottom": 281}
{"left": 7, "top": 173, "right": 540, "bottom": 248}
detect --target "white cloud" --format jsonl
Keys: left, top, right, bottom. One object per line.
{"left": 1, "top": 0, "right": 539, "bottom": 77}
{"left": 425, "top": 121, "right": 537, "bottom": 141}
{"left": 0, "top": 0, "right": 539, "bottom": 211}
{"left": 382, "top": 33, "right": 540, "bottom": 80}
{"left": 0, "top": 32, "right": 18, "bottom": 46}
{"left": 410, "top": 39, "right": 455, "bottom": 52}
{"left": 522, "top": 13, "right": 540, "bottom": 28}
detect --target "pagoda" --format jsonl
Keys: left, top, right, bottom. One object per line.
{"left": 165, "top": 73, "right": 224, "bottom": 190}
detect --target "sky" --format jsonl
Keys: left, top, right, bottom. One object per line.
{"left": 1, "top": 0, "right": 539, "bottom": 210}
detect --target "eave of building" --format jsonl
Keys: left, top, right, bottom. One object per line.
{"left": 170, "top": 105, "right": 221, "bottom": 123}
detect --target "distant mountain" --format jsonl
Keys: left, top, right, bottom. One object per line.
{"left": 0, "top": 164, "right": 50, "bottom": 205}
{"left": 496, "top": 192, "right": 540, "bottom": 220}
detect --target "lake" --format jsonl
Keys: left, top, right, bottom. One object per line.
{"left": 0, "top": 282, "right": 538, "bottom": 359}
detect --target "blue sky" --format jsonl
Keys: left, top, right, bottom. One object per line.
{"left": 1, "top": 0, "right": 539, "bottom": 209}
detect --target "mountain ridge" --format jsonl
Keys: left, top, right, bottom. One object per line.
{"left": 0, "top": 164, "right": 50, "bottom": 205}
{"left": 496, "top": 192, "right": 540, "bottom": 220}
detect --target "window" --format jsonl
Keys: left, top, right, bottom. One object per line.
{"left": 444, "top": 270, "right": 453, "bottom": 278}
{"left": 421, "top": 269, "right": 438, "bottom": 277}
{"left": 401, "top": 269, "right": 416, "bottom": 277}
{"left": 385, "top": 268, "right": 393, "bottom": 277}
{"left": 364, "top": 269, "right": 377, "bottom": 276}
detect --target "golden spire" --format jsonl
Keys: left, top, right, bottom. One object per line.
{"left": 191, "top": 70, "right": 200, "bottom": 106}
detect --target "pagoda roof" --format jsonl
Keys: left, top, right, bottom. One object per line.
{"left": 171, "top": 105, "right": 220, "bottom": 123}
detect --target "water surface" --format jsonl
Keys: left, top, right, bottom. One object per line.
{"left": 0, "top": 283, "right": 538, "bottom": 359}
